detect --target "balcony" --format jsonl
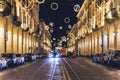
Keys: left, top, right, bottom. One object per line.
{"left": 81, "top": 10, "right": 88, "bottom": 25}
{"left": 105, "top": 8, "right": 117, "bottom": 23}
{"left": 90, "top": 16, "right": 96, "bottom": 29}
{"left": 13, "top": 16, "right": 21, "bottom": 26}
{"left": 96, "top": 9, "right": 105, "bottom": 28}
{"left": 110, "top": 0, "right": 120, "bottom": 17}
{"left": 1, "top": 1, "right": 12, "bottom": 17}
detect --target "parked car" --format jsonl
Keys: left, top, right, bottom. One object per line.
{"left": 102, "top": 50, "right": 113, "bottom": 64}
{"left": 36, "top": 54, "right": 41, "bottom": 59}
{"left": 92, "top": 54, "right": 103, "bottom": 63}
{"left": 15, "top": 54, "right": 25, "bottom": 65}
{"left": 103, "top": 50, "right": 120, "bottom": 66}
{"left": 2, "top": 53, "right": 17, "bottom": 67}
{"left": 40, "top": 53, "right": 48, "bottom": 58}
{"left": 67, "top": 52, "right": 73, "bottom": 58}
{"left": 24, "top": 53, "right": 36, "bottom": 62}
{"left": 0, "top": 57, "right": 8, "bottom": 70}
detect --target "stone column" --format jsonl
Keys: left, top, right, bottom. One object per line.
{"left": 114, "top": 23, "right": 118, "bottom": 49}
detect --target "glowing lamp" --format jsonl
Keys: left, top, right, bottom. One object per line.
{"left": 36, "top": 0, "right": 45, "bottom": 4}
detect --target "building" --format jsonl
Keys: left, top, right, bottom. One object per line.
{"left": 68, "top": 0, "right": 120, "bottom": 56}
{"left": 39, "top": 21, "right": 51, "bottom": 54}
{"left": 0, "top": 0, "right": 46, "bottom": 54}
{"left": 67, "top": 24, "right": 78, "bottom": 52}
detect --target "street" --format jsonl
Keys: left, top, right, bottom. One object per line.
{"left": 63, "top": 57, "right": 120, "bottom": 80}
{"left": 1, "top": 0, "right": 120, "bottom": 80}
{"left": 0, "top": 57, "right": 120, "bottom": 80}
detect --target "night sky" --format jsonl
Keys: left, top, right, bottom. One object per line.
{"left": 39, "top": 0, "right": 84, "bottom": 48}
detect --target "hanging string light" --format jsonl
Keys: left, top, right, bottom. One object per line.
{"left": 36, "top": 0, "right": 45, "bottom": 4}
{"left": 73, "top": 4, "right": 80, "bottom": 12}
{"left": 50, "top": 2, "right": 59, "bottom": 11}
{"left": 49, "top": 22, "right": 54, "bottom": 27}
{"left": 68, "top": 25, "right": 72, "bottom": 29}
{"left": 59, "top": 26, "right": 63, "bottom": 30}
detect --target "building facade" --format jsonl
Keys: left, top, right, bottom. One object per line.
{"left": 68, "top": 0, "right": 120, "bottom": 56}
{"left": 0, "top": 0, "right": 47, "bottom": 54}
{"left": 40, "top": 21, "right": 51, "bottom": 54}
{"left": 67, "top": 24, "right": 78, "bottom": 52}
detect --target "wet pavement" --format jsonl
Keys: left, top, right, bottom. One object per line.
{"left": 0, "top": 57, "right": 120, "bottom": 80}
{"left": 0, "top": 58, "right": 63, "bottom": 80}
{"left": 63, "top": 57, "right": 120, "bottom": 80}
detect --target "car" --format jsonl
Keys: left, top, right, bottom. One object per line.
{"left": 61, "top": 52, "right": 67, "bottom": 57}
{"left": 67, "top": 52, "right": 72, "bottom": 58}
{"left": 92, "top": 54, "right": 98, "bottom": 62}
{"left": 92, "top": 54, "right": 103, "bottom": 63}
{"left": 102, "top": 50, "right": 113, "bottom": 64}
{"left": 24, "top": 53, "right": 36, "bottom": 62}
{"left": 40, "top": 53, "right": 48, "bottom": 58}
{"left": 49, "top": 52, "right": 60, "bottom": 58}
{"left": 105, "top": 50, "right": 120, "bottom": 66}
{"left": 36, "top": 54, "right": 41, "bottom": 59}
{"left": 0, "top": 57, "right": 8, "bottom": 70}
{"left": 15, "top": 54, "right": 25, "bottom": 65}
{"left": 1, "top": 53, "right": 17, "bottom": 67}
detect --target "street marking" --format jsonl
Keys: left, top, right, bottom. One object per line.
{"left": 63, "top": 58, "right": 81, "bottom": 80}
